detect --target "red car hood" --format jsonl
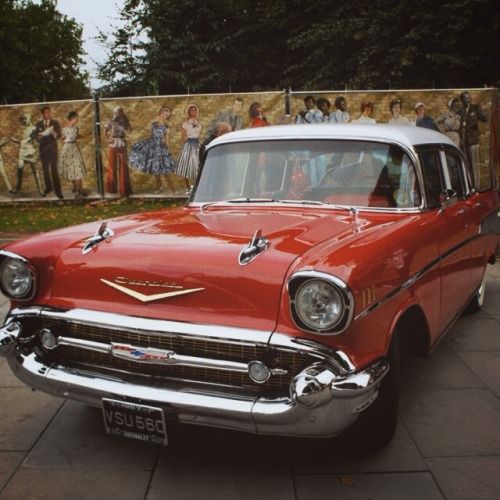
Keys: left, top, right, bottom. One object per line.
{"left": 14, "top": 207, "right": 387, "bottom": 332}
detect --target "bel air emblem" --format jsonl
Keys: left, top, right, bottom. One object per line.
{"left": 101, "top": 278, "right": 204, "bottom": 303}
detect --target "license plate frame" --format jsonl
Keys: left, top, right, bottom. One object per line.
{"left": 102, "top": 398, "right": 168, "bottom": 445}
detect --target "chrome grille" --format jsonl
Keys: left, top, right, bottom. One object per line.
{"left": 40, "top": 318, "right": 311, "bottom": 394}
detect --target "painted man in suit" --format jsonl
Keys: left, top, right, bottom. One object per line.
{"left": 459, "top": 91, "right": 487, "bottom": 187}
{"left": 34, "top": 105, "right": 63, "bottom": 199}
{"left": 203, "top": 98, "right": 243, "bottom": 142}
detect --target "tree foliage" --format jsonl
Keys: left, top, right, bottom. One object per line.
{"left": 97, "top": 0, "right": 500, "bottom": 96}
{"left": 0, "top": 0, "right": 88, "bottom": 104}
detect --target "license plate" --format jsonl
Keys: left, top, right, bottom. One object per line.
{"left": 102, "top": 399, "right": 168, "bottom": 445}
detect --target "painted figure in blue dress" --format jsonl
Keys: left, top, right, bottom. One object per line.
{"left": 129, "top": 106, "right": 177, "bottom": 194}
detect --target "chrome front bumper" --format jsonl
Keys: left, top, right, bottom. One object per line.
{"left": 1, "top": 311, "right": 389, "bottom": 438}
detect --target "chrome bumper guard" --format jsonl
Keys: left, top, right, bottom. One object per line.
{"left": 1, "top": 314, "right": 389, "bottom": 438}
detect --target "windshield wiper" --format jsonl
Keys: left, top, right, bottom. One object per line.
{"left": 277, "top": 199, "right": 326, "bottom": 206}
{"left": 200, "top": 198, "right": 277, "bottom": 210}
{"left": 227, "top": 197, "right": 278, "bottom": 203}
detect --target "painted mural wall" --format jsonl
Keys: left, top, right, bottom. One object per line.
{"left": 0, "top": 88, "right": 498, "bottom": 199}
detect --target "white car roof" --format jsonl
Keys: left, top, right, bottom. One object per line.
{"left": 208, "top": 123, "right": 456, "bottom": 150}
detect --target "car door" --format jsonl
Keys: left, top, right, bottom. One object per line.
{"left": 418, "top": 147, "right": 472, "bottom": 335}
{"left": 446, "top": 146, "right": 500, "bottom": 290}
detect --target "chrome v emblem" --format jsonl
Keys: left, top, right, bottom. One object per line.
{"left": 101, "top": 279, "right": 204, "bottom": 303}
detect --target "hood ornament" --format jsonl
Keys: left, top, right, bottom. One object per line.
{"left": 82, "top": 222, "right": 114, "bottom": 255}
{"left": 239, "top": 229, "right": 269, "bottom": 266}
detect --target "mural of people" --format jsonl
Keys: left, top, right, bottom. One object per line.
{"left": 355, "top": 101, "right": 376, "bottom": 124}
{"left": 203, "top": 98, "right": 243, "bottom": 141}
{"left": 249, "top": 102, "right": 270, "bottom": 127}
{"left": 414, "top": 102, "right": 438, "bottom": 130}
{"left": 34, "top": 105, "right": 63, "bottom": 198}
{"left": 295, "top": 95, "right": 316, "bottom": 124}
{"left": 58, "top": 111, "right": 88, "bottom": 198}
{"left": 0, "top": 136, "right": 15, "bottom": 194}
{"left": 199, "top": 121, "right": 232, "bottom": 159}
{"left": 388, "top": 98, "right": 413, "bottom": 126}
{"left": 10, "top": 112, "right": 44, "bottom": 196}
{"left": 459, "top": 91, "right": 487, "bottom": 186}
{"left": 312, "top": 98, "right": 331, "bottom": 123}
{"left": 129, "top": 106, "right": 177, "bottom": 194}
{"left": 434, "top": 97, "right": 461, "bottom": 147}
{"left": 175, "top": 104, "right": 203, "bottom": 193}
{"left": 329, "top": 96, "right": 350, "bottom": 123}
{"left": 104, "top": 106, "right": 133, "bottom": 197}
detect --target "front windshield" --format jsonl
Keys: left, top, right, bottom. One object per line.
{"left": 193, "top": 140, "right": 419, "bottom": 209}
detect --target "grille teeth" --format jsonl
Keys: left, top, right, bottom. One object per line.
{"left": 40, "top": 319, "right": 310, "bottom": 394}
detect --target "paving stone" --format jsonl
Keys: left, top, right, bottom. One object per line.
{"left": 0, "top": 452, "right": 25, "bottom": 491}
{"left": 457, "top": 350, "right": 500, "bottom": 398}
{"left": 446, "top": 317, "right": 500, "bottom": 352}
{"left": 0, "top": 387, "right": 63, "bottom": 451}
{"left": 149, "top": 444, "right": 294, "bottom": 500}
{"left": 24, "top": 401, "right": 159, "bottom": 470}
{"left": 427, "top": 456, "right": 500, "bottom": 499}
{"left": 295, "top": 472, "right": 444, "bottom": 500}
{"left": 400, "top": 344, "right": 484, "bottom": 393}
{"left": 0, "top": 469, "right": 152, "bottom": 500}
{"left": 291, "top": 417, "right": 427, "bottom": 474}
{"left": 400, "top": 388, "right": 500, "bottom": 457}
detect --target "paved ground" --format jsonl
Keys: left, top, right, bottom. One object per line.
{"left": 0, "top": 253, "right": 499, "bottom": 499}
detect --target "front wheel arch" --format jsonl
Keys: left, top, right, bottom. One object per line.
{"left": 342, "top": 328, "right": 401, "bottom": 451}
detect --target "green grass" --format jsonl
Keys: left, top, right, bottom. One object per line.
{"left": 0, "top": 198, "right": 183, "bottom": 234}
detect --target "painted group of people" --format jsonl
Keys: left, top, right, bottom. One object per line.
{"left": 294, "top": 92, "right": 488, "bottom": 185}
{"left": 0, "top": 92, "right": 488, "bottom": 197}
{"left": 106, "top": 97, "right": 261, "bottom": 196}
{"left": 0, "top": 105, "right": 87, "bottom": 199}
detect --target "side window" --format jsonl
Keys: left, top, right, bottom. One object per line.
{"left": 419, "top": 150, "right": 443, "bottom": 207}
{"left": 444, "top": 150, "right": 467, "bottom": 197}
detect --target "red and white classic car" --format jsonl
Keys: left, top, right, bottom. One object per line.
{"left": 1, "top": 124, "right": 499, "bottom": 448}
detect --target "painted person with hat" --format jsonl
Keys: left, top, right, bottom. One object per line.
{"left": 414, "top": 102, "right": 438, "bottom": 131}
{"left": 175, "top": 104, "right": 203, "bottom": 193}
{"left": 434, "top": 97, "right": 461, "bottom": 147}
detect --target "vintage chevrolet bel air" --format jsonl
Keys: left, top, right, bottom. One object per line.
{"left": 1, "top": 124, "right": 499, "bottom": 448}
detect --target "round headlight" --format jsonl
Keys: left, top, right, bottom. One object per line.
{"left": 0, "top": 257, "right": 34, "bottom": 299}
{"left": 294, "top": 279, "right": 344, "bottom": 331}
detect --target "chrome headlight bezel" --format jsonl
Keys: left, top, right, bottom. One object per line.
{"left": 288, "top": 271, "right": 354, "bottom": 335}
{"left": 0, "top": 252, "right": 37, "bottom": 301}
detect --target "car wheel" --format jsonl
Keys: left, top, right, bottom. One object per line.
{"left": 344, "top": 331, "right": 400, "bottom": 451}
{"left": 464, "top": 272, "right": 486, "bottom": 315}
